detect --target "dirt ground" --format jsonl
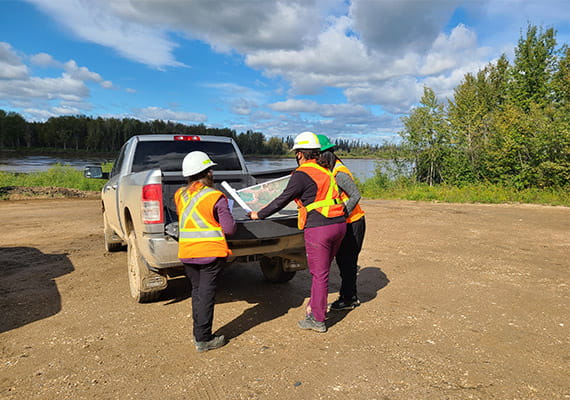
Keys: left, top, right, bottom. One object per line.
{"left": 0, "top": 197, "right": 568, "bottom": 400}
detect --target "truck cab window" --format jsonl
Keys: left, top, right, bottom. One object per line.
{"left": 110, "top": 144, "right": 127, "bottom": 178}
{"left": 132, "top": 141, "right": 242, "bottom": 173}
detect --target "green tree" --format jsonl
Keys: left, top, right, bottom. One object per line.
{"left": 400, "top": 87, "right": 449, "bottom": 185}
{"left": 3, "top": 112, "right": 27, "bottom": 148}
{"left": 265, "top": 136, "right": 286, "bottom": 155}
{"left": 510, "top": 24, "right": 558, "bottom": 111}
{"left": 447, "top": 57, "right": 512, "bottom": 184}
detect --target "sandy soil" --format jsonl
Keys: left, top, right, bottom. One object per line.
{"left": 0, "top": 197, "right": 568, "bottom": 400}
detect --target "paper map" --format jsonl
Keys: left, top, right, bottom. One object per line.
{"left": 222, "top": 175, "right": 296, "bottom": 212}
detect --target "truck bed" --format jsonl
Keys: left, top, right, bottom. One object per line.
{"left": 160, "top": 172, "right": 299, "bottom": 241}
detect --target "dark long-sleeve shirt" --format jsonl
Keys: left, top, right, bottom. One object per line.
{"left": 335, "top": 171, "right": 361, "bottom": 216}
{"left": 257, "top": 169, "right": 345, "bottom": 229}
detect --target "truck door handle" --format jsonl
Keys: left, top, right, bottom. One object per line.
{"left": 104, "top": 184, "right": 117, "bottom": 192}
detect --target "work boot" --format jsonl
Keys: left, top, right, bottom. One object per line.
{"left": 329, "top": 296, "right": 361, "bottom": 311}
{"left": 297, "top": 314, "right": 327, "bottom": 333}
{"left": 195, "top": 335, "right": 226, "bottom": 353}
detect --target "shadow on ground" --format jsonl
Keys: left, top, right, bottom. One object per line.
{"left": 160, "top": 261, "right": 389, "bottom": 338}
{"left": 325, "top": 265, "right": 390, "bottom": 328}
{"left": 0, "top": 247, "right": 74, "bottom": 333}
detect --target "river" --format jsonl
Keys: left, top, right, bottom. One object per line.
{"left": 0, "top": 154, "right": 389, "bottom": 181}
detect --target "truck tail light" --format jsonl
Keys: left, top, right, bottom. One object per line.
{"left": 142, "top": 184, "right": 164, "bottom": 224}
{"left": 174, "top": 135, "right": 201, "bottom": 141}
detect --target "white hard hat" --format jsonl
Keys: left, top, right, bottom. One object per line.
{"left": 291, "top": 131, "right": 321, "bottom": 150}
{"left": 182, "top": 151, "right": 217, "bottom": 177}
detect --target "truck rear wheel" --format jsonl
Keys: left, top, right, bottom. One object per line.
{"left": 127, "top": 231, "right": 166, "bottom": 303}
{"left": 103, "top": 210, "right": 123, "bottom": 252}
{"left": 260, "top": 256, "right": 296, "bottom": 283}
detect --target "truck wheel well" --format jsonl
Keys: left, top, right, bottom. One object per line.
{"left": 123, "top": 208, "right": 134, "bottom": 235}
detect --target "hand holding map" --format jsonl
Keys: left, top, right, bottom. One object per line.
{"left": 222, "top": 175, "right": 296, "bottom": 215}
{"left": 221, "top": 181, "right": 252, "bottom": 212}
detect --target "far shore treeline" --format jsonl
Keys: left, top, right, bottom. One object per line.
{"left": 0, "top": 113, "right": 388, "bottom": 158}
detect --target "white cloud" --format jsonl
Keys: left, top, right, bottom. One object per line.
{"left": 26, "top": 0, "right": 183, "bottom": 69}
{"left": 21, "top": 108, "right": 58, "bottom": 120}
{"left": 344, "top": 77, "right": 423, "bottom": 114}
{"left": 269, "top": 99, "right": 370, "bottom": 118}
{"left": 349, "top": 0, "right": 461, "bottom": 55}
{"left": 30, "top": 52, "right": 57, "bottom": 67}
{"left": 0, "top": 42, "right": 29, "bottom": 79}
{"left": 109, "top": 0, "right": 325, "bottom": 53}
{"left": 420, "top": 24, "right": 490, "bottom": 76}
{"left": 231, "top": 99, "right": 256, "bottom": 116}
{"left": 137, "top": 106, "right": 207, "bottom": 123}
{"left": 0, "top": 42, "right": 114, "bottom": 119}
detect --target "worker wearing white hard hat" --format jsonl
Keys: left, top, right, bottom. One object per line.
{"left": 249, "top": 131, "right": 347, "bottom": 333}
{"left": 291, "top": 131, "right": 321, "bottom": 151}
{"left": 174, "top": 151, "right": 236, "bottom": 352}
{"left": 182, "top": 150, "right": 217, "bottom": 177}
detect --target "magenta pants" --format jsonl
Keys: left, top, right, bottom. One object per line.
{"left": 304, "top": 222, "right": 347, "bottom": 322}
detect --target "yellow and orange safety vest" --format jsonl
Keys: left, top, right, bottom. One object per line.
{"left": 294, "top": 161, "right": 345, "bottom": 230}
{"left": 332, "top": 160, "right": 365, "bottom": 223}
{"left": 174, "top": 182, "right": 231, "bottom": 259}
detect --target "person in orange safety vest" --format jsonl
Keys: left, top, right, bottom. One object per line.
{"left": 174, "top": 151, "right": 236, "bottom": 352}
{"left": 317, "top": 134, "right": 366, "bottom": 311}
{"left": 249, "top": 132, "right": 346, "bottom": 333}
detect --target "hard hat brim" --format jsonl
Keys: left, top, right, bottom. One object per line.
{"left": 183, "top": 161, "right": 217, "bottom": 177}
{"left": 291, "top": 144, "right": 321, "bottom": 151}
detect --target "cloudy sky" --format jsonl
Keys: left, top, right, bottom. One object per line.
{"left": 1, "top": 0, "right": 569, "bottom": 144}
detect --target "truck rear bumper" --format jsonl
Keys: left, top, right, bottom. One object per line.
{"left": 139, "top": 231, "right": 306, "bottom": 270}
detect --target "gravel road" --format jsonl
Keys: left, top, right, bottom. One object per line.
{"left": 1, "top": 198, "right": 569, "bottom": 399}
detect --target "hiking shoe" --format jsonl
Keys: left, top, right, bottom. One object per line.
{"left": 329, "top": 296, "right": 361, "bottom": 311}
{"left": 195, "top": 335, "right": 226, "bottom": 353}
{"left": 297, "top": 314, "right": 327, "bottom": 333}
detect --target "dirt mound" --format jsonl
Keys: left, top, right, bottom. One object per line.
{"left": 0, "top": 186, "right": 99, "bottom": 200}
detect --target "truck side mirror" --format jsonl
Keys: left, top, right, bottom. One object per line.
{"left": 84, "top": 165, "right": 108, "bottom": 179}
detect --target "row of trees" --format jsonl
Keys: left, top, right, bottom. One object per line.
{"left": 400, "top": 24, "right": 570, "bottom": 189}
{"left": 0, "top": 113, "right": 279, "bottom": 155}
{"left": 0, "top": 110, "right": 389, "bottom": 157}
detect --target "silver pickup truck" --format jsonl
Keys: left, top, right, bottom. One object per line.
{"left": 85, "top": 134, "right": 306, "bottom": 302}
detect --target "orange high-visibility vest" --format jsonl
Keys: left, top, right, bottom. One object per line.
{"left": 294, "top": 161, "right": 345, "bottom": 230}
{"left": 333, "top": 160, "right": 365, "bottom": 223}
{"left": 174, "top": 182, "right": 231, "bottom": 259}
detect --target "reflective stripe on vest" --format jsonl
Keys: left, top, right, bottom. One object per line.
{"left": 179, "top": 188, "right": 224, "bottom": 240}
{"left": 174, "top": 184, "right": 230, "bottom": 258}
{"left": 294, "top": 161, "right": 345, "bottom": 229}
{"left": 305, "top": 197, "right": 342, "bottom": 212}
{"left": 333, "top": 160, "right": 365, "bottom": 223}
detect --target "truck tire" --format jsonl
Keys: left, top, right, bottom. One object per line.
{"left": 103, "top": 210, "right": 123, "bottom": 252}
{"left": 127, "top": 231, "right": 164, "bottom": 303}
{"left": 260, "top": 256, "right": 296, "bottom": 283}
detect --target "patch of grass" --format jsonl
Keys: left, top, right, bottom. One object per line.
{"left": 360, "top": 177, "right": 570, "bottom": 207}
{"left": 0, "top": 163, "right": 112, "bottom": 192}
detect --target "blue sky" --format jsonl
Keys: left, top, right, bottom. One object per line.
{"left": 1, "top": 0, "right": 569, "bottom": 145}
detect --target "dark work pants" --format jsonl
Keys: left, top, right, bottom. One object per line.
{"left": 184, "top": 259, "right": 223, "bottom": 342}
{"left": 335, "top": 217, "right": 366, "bottom": 300}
